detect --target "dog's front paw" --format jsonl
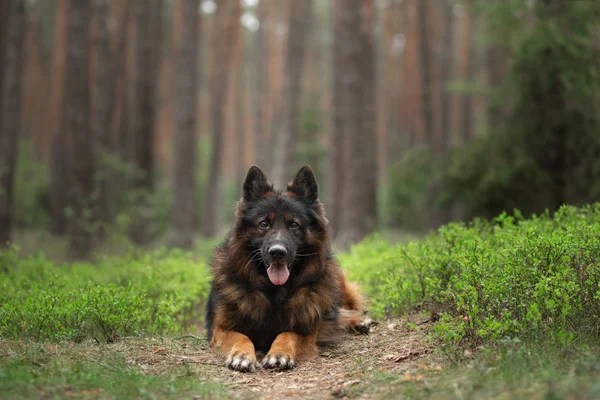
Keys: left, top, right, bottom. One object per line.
{"left": 261, "top": 353, "right": 296, "bottom": 370}
{"left": 226, "top": 351, "right": 257, "bottom": 372}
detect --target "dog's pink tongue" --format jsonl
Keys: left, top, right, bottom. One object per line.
{"left": 267, "top": 264, "right": 290, "bottom": 285}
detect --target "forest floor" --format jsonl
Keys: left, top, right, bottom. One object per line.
{"left": 0, "top": 315, "right": 437, "bottom": 400}
{"left": 3, "top": 313, "right": 598, "bottom": 400}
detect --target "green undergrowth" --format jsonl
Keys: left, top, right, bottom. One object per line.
{"left": 2, "top": 204, "right": 600, "bottom": 351}
{"left": 0, "top": 249, "right": 210, "bottom": 342}
{"left": 341, "top": 203, "right": 600, "bottom": 347}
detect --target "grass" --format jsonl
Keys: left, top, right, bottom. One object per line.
{"left": 367, "top": 343, "right": 600, "bottom": 400}
{"left": 0, "top": 339, "right": 229, "bottom": 400}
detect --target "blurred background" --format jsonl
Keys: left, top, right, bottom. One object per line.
{"left": 0, "top": 0, "right": 599, "bottom": 259}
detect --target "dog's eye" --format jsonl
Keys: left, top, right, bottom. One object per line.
{"left": 259, "top": 221, "right": 270, "bottom": 230}
{"left": 288, "top": 221, "right": 299, "bottom": 230}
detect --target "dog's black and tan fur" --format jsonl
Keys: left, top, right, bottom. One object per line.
{"left": 206, "top": 165, "right": 370, "bottom": 372}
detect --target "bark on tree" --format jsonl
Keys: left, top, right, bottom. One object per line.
{"left": 234, "top": 26, "right": 246, "bottom": 185}
{"left": 327, "top": 0, "right": 344, "bottom": 236}
{"left": 0, "top": 0, "right": 10, "bottom": 122}
{"left": 169, "top": 0, "right": 199, "bottom": 249}
{"left": 49, "top": 0, "right": 70, "bottom": 236}
{"left": 253, "top": 0, "right": 270, "bottom": 171}
{"left": 426, "top": 0, "right": 455, "bottom": 229}
{"left": 271, "top": 0, "right": 313, "bottom": 189}
{"left": 201, "top": 0, "right": 240, "bottom": 237}
{"left": 417, "top": 0, "right": 434, "bottom": 145}
{"left": 0, "top": 0, "right": 25, "bottom": 247}
{"left": 92, "top": 0, "right": 125, "bottom": 235}
{"left": 129, "top": 0, "right": 163, "bottom": 244}
{"left": 65, "top": 0, "right": 95, "bottom": 259}
{"left": 334, "top": 0, "right": 377, "bottom": 246}
{"left": 461, "top": 10, "right": 476, "bottom": 142}
{"left": 439, "top": 0, "right": 455, "bottom": 152}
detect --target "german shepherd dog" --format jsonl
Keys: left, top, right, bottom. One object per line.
{"left": 206, "top": 165, "right": 371, "bottom": 372}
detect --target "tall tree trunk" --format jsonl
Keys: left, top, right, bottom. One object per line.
{"left": 327, "top": 0, "right": 344, "bottom": 236}
{"left": 170, "top": 0, "right": 199, "bottom": 249}
{"left": 253, "top": 0, "right": 270, "bottom": 171}
{"left": 65, "top": 0, "right": 95, "bottom": 259}
{"left": 49, "top": 0, "right": 70, "bottom": 235}
{"left": 0, "top": 0, "right": 10, "bottom": 124}
{"left": 334, "top": 0, "right": 377, "bottom": 247}
{"left": 271, "top": 0, "right": 313, "bottom": 189}
{"left": 92, "top": 0, "right": 118, "bottom": 236}
{"left": 103, "top": 0, "right": 131, "bottom": 222}
{"left": 439, "top": 0, "right": 455, "bottom": 152}
{"left": 461, "top": 10, "right": 476, "bottom": 142}
{"left": 201, "top": 0, "right": 240, "bottom": 237}
{"left": 0, "top": 0, "right": 25, "bottom": 247}
{"left": 234, "top": 26, "right": 246, "bottom": 185}
{"left": 427, "top": 0, "right": 455, "bottom": 229}
{"left": 129, "top": 0, "right": 163, "bottom": 244}
{"left": 417, "top": 0, "right": 434, "bottom": 146}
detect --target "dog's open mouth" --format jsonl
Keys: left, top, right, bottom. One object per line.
{"left": 267, "top": 262, "right": 290, "bottom": 286}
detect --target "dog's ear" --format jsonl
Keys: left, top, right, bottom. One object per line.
{"left": 243, "top": 165, "right": 271, "bottom": 201}
{"left": 288, "top": 165, "right": 318, "bottom": 202}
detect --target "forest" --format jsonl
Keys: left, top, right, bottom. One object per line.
{"left": 1, "top": 0, "right": 600, "bottom": 399}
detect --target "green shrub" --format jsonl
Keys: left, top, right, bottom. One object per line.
{"left": 342, "top": 204, "right": 600, "bottom": 346}
{"left": 0, "top": 248, "right": 210, "bottom": 342}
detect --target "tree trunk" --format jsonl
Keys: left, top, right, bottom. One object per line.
{"left": 49, "top": 0, "right": 70, "bottom": 236}
{"left": 65, "top": 0, "right": 95, "bottom": 259}
{"left": 0, "top": 0, "right": 25, "bottom": 247}
{"left": 92, "top": 0, "right": 121, "bottom": 236}
{"left": 271, "top": 0, "right": 313, "bottom": 189}
{"left": 439, "top": 0, "right": 455, "bottom": 152}
{"left": 234, "top": 23, "right": 246, "bottom": 184}
{"left": 461, "top": 11, "right": 476, "bottom": 142}
{"left": 426, "top": 0, "right": 455, "bottom": 229}
{"left": 103, "top": 0, "right": 131, "bottom": 222}
{"left": 169, "top": 0, "right": 199, "bottom": 249}
{"left": 327, "top": 0, "right": 344, "bottom": 236}
{"left": 0, "top": 0, "right": 10, "bottom": 124}
{"left": 417, "top": 0, "right": 434, "bottom": 145}
{"left": 253, "top": 0, "right": 270, "bottom": 171}
{"left": 129, "top": 0, "right": 163, "bottom": 244}
{"left": 201, "top": 0, "right": 240, "bottom": 237}
{"left": 334, "top": 0, "right": 377, "bottom": 247}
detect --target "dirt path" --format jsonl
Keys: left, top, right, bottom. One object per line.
{"left": 155, "top": 315, "right": 436, "bottom": 399}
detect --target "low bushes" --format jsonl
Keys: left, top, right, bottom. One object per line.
{"left": 3, "top": 204, "right": 599, "bottom": 347}
{"left": 0, "top": 249, "right": 210, "bottom": 342}
{"left": 342, "top": 204, "right": 600, "bottom": 346}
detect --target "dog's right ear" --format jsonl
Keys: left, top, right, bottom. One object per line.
{"left": 243, "top": 165, "right": 271, "bottom": 201}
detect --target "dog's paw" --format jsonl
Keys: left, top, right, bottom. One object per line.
{"left": 353, "top": 317, "right": 373, "bottom": 335}
{"left": 261, "top": 353, "right": 296, "bottom": 370}
{"left": 226, "top": 351, "right": 257, "bottom": 372}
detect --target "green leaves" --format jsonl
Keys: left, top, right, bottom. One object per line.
{"left": 343, "top": 204, "right": 600, "bottom": 347}
{"left": 0, "top": 249, "right": 210, "bottom": 342}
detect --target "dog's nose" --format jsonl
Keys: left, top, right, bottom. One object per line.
{"left": 268, "top": 245, "right": 287, "bottom": 261}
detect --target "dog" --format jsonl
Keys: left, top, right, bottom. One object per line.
{"left": 206, "top": 165, "right": 371, "bottom": 372}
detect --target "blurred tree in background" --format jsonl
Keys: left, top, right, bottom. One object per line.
{"left": 0, "top": 0, "right": 599, "bottom": 258}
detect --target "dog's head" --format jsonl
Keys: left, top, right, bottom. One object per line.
{"left": 234, "top": 165, "right": 329, "bottom": 286}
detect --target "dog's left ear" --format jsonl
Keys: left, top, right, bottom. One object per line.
{"left": 288, "top": 165, "right": 318, "bottom": 202}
